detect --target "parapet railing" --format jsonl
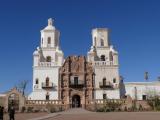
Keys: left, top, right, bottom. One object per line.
{"left": 38, "top": 62, "right": 58, "bottom": 67}
{"left": 26, "top": 100, "right": 62, "bottom": 105}
{"left": 89, "top": 99, "right": 125, "bottom": 104}
{"left": 42, "top": 82, "right": 55, "bottom": 88}
{"left": 99, "top": 81, "right": 113, "bottom": 89}
{"left": 94, "top": 61, "right": 116, "bottom": 66}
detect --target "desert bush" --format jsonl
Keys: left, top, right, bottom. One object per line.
{"left": 124, "top": 106, "right": 127, "bottom": 111}
{"left": 148, "top": 97, "right": 160, "bottom": 111}
{"left": 31, "top": 107, "right": 41, "bottom": 113}
{"left": 50, "top": 106, "right": 56, "bottom": 113}
{"left": 21, "top": 106, "right": 26, "bottom": 113}
{"left": 94, "top": 100, "right": 122, "bottom": 112}
{"left": 138, "top": 104, "right": 143, "bottom": 111}
{"left": 27, "top": 107, "right": 34, "bottom": 112}
{"left": 96, "top": 107, "right": 105, "bottom": 112}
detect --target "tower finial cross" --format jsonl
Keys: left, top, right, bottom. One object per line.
{"left": 48, "top": 18, "right": 53, "bottom": 26}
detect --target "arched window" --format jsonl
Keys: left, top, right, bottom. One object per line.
{"left": 46, "top": 77, "right": 49, "bottom": 87}
{"left": 100, "top": 39, "right": 104, "bottom": 46}
{"left": 94, "top": 37, "right": 97, "bottom": 46}
{"left": 103, "top": 78, "right": 106, "bottom": 85}
{"left": 46, "top": 56, "right": 51, "bottom": 62}
{"left": 109, "top": 51, "right": 113, "bottom": 61}
{"left": 41, "top": 38, "right": 43, "bottom": 44}
{"left": 47, "top": 37, "right": 51, "bottom": 44}
{"left": 35, "top": 78, "right": 39, "bottom": 84}
{"left": 101, "top": 55, "right": 105, "bottom": 61}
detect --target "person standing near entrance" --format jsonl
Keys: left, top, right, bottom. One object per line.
{"left": 0, "top": 106, "right": 2, "bottom": 120}
{"left": 0, "top": 106, "right": 4, "bottom": 120}
{"left": 9, "top": 106, "right": 15, "bottom": 120}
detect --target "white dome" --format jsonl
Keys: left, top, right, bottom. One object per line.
{"left": 33, "top": 50, "right": 39, "bottom": 55}
{"left": 43, "top": 18, "right": 55, "bottom": 30}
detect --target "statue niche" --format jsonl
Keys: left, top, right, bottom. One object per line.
{"left": 71, "top": 56, "right": 81, "bottom": 72}
{"left": 61, "top": 75, "right": 69, "bottom": 88}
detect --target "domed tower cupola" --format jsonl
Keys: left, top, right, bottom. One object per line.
{"left": 40, "top": 18, "right": 60, "bottom": 49}
{"left": 91, "top": 28, "right": 110, "bottom": 48}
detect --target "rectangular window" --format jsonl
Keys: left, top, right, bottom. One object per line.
{"left": 74, "top": 77, "right": 78, "bottom": 85}
{"left": 103, "top": 94, "right": 107, "bottom": 99}
{"left": 46, "top": 95, "right": 49, "bottom": 100}
{"left": 142, "top": 95, "right": 147, "bottom": 100}
{"left": 113, "top": 78, "right": 116, "bottom": 83}
{"left": 92, "top": 91, "right": 94, "bottom": 99}
{"left": 35, "top": 79, "right": 39, "bottom": 84}
{"left": 103, "top": 78, "right": 106, "bottom": 86}
{"left": 48, "top": 37, "right": 51, "bottom": 44}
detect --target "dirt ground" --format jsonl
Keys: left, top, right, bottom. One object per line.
{"left": 46, "top": 112, "right": 160, "bottom": 120}
{"left": 3, "top": 112, "right": 48, "bottom": 120}
{"left": 3, "top": 110, "right": 160, "bottom": 120}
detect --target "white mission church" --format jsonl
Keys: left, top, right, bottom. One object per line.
{"left": 28, "top": 18, "right": 160, "bottom": 104}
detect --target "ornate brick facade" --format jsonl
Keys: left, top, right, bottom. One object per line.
{"left": 59, "top": 56, "right": 94, "bottom": 108}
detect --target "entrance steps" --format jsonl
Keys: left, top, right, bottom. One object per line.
{"left": 61, "top": 108, "right": 93, "bottom": 114}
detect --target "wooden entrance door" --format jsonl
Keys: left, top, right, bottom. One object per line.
{"left": 72, "top": 95, "right": 81, "bottom": 108}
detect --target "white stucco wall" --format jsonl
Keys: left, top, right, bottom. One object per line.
{"left": 33, "top": 67, "right": 59, "bottom": 90}
{"left": 125, "top": 82, "right": 160, "bottom": 100}
{"left": 94, "top": 66, "right": 119, "bottom": 88}
{"left": 95, "top": 89, "right": 120, "bottom": 99}
{"left": 28, "top": 90, "right": 58, "bottom": 100}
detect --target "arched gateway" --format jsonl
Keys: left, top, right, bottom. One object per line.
{"left": 8, "top": 93, "right": 19, "bottom": 110}
{"left": 59, "top": 56, "right": 94, "bottom": 109}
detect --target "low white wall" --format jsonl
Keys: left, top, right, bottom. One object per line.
{"left": 28, "top": 90, "right": 58, "bottom": 100}
{"left": 125, "top": 82, "right": 160, "bottom": 100}
{"left": 95, "top": 89, "right": 120, "bottom": 99}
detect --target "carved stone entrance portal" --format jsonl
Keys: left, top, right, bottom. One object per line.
{"left": 72, "top": 95, "right": 81, "bottom": 108}
{"left": 59, "top": 56, "right": 94, "bottom": 109}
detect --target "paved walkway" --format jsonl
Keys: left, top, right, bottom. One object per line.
{"left": 59, "top": 108, "right": 93, "bottom": 114}
{"left": 28, "top": 108, "right": 92, "bottom": 120}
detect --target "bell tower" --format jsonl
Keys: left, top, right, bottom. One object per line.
{"left": 88, "top": 28, "right": 120, "bottom": 99}
{"left": 29, "top": 18, "right": 64, "bottom": 100}
{"left": 40, "top": 18, "right": 60, "bottom": 49}
{"left": 91, "top": 28, "right": 110, "bottom": 48}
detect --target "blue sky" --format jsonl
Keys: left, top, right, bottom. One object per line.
{"left": 0, "top": 0, "right": 160, "bottom": 94}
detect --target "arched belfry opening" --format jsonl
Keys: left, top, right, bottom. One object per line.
{"left": 72, "top": 95, "right": 81, "bottom": 108}
{"left": 101, "top": 55, "right": 105, "bottom": 61}
{"left": 47, "top": 37, "right": 51, "bottom": 44}
{"left": 46, "top": 77, "right": 49, "bottom": 87}
{"left": 100, "top": 39, "right": 104, "bottom": 46}
{"left": 46, "top": 56, "right": 51, "bottom": 62}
